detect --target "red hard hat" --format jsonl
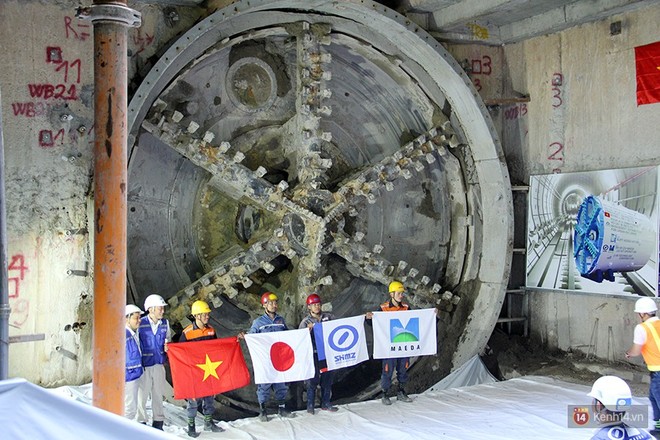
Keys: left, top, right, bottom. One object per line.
{"left": 306, "top": 293, "right": 321, "bottom": 305}
{"left": 261, "top": 292, "right": 278, "bottom": 304}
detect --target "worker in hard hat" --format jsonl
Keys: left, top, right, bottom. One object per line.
{"left": 137, "top": 294, "right": 172, "bottom": 430}
{"left": 626, "top": 296, "right": 660, "bottom": 435}
{"left": 124, "top": 304, "right": 143, "bottom": 421}
{"left": 366, "top": 280, "right": 414, "bottom": 405}
{"left": 587, "top": 375, "right": 653, "bottom": 439}
{"left": 179, "top": 300, "right": 224, "bottom": 437}
{"left": 299, "top": 293, "right": 338, "bottom": 414}
{"left": 246, "top": 292, "right": 295, "bottom": 421}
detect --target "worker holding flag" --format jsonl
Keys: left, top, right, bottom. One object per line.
{"left": 367, "top": 281, "right": 414, "bottom": 405}
{"left": 179, "top": 300, "right": 225, "bottom": 437}
{"left": 244, "top": 292, "right": 297, "bottom": 422}
{"left": 299, "top": 293, "right": 338, "bottom": 414}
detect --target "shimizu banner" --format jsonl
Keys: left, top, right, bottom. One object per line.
{"left": 372, "top": 309, "right": 437, "bottom": 359}
{"left": 313, "top": 315, "right": 369, "bottom": 371}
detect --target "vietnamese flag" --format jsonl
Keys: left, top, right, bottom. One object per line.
{"left": 168, "top": 337, "right": 250, "bottom": 400}
{"left": 635, "top": 41, "right": 660, "bottom": 105}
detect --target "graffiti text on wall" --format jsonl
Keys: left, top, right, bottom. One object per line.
{"left": 468, "top": 55, "right": 492, "bottom": 92}
{"left": 64, "top": 16, "right": 91, "bottom": 41}
{"left": 548, "top": 73, "right": 565, "bottom": 173}
{"left": 8, "top": 254, "right": 30, "bottom": 328}
{"left": 9, "top": 16, "right": 87, "bottom": 148}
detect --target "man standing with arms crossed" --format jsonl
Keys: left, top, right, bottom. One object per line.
{"left": 625, "top": 296, "right": 660, "bottom": 435}
{"left": 137, "top": 294, "right": 171, "bottom": 430}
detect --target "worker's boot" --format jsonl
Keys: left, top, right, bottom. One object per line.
{"left": 381, "top": 389, "right": 392, "bottom": 405}
{"left": 259, "top": 403, "right": 269, "bottom": 422}
{"left": 204, "top": 414, "right": 224, "bottom": 432}
{"left": 152, "top": 420, "right": 164, "bottom": 430}
{"left": 186, "top": 418, "right": 200, "bottom": 438}
{"left": 278, "top": 401, "right": 295, "bottom": 418}
{"left": 650, "top": 420, "right": 660, "bottom": 437}
{"left": 397, "top": 387, "right": 412, "bottom": 403}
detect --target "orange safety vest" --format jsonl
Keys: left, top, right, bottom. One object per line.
{"left": 641, "top": 319, "right": 660, "bottom": 371}
{"left": 181, "top": 323, "right": 216, "bottom": 342}
{"left": 380, "top": 300, "right": 409, "bottom": 312}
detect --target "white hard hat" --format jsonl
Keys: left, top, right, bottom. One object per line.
{"left": 587, "top": 376, "right": 632, "bottom": 412}
{"left": 144, "top": 294, "right": 167, "bottom": 310}
{"left": 634, "top": 297, "right": 658, "bottom": 314}
{"left": 125, "top": 304, "right": 142, "bottom": 316}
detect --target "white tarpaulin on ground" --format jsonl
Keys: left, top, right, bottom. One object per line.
{"left": 191, "top": 376, "right": 651, "bottom": 440}
{"left": 0, "top": 378, "right": 171, "bottom": 439}
{"left": 6, "top": 373, "right": 654, "bottom": 439}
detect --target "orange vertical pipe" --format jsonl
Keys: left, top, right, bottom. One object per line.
{"left": 92, "top": 2, "right": 129, "bottom": 415}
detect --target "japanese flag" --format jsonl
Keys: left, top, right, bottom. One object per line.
{"left": 245, "top": 328, "right": 315, "bottom": 384}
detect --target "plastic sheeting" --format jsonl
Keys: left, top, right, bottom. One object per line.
{"left": 425, "top": 354, "right": 497, "bottom": 391}
{"left": 0, "top": 378, "right": 171, "bottom": 439}
{"left": 4, "top": 372, "right": 653, "bottom": 439}
{"left": 200, "top": 376, "right": 651, "bottom": 440}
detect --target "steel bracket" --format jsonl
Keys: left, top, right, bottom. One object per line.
{"left": 76, "top": 3, "right": 141, "bottom": 28}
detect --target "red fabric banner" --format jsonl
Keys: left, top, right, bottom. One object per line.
{"left": 635, "top": 41, "right": 660, "bottom": 105}
{"left": 168, "top": 337, "right": 250, "bottom": 400}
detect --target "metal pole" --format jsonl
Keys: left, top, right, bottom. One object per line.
{"left": 78, "top": 1, "right": 140, "bottom": 415}
{"left": 0, "top": 88, "right": 10, "bottom": 381}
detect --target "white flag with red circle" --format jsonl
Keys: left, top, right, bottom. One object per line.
{"left": 244, "top": 328, "right": 315, "bottom": 384}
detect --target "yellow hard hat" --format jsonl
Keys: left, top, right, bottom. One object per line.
{"left": 191, "top": 300, "right": 211, "bottom": 315}
{"left": 389, "top": 281, "right": 405, "bottom": 293}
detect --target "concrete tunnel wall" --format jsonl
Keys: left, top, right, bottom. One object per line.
{"left": 0, "top": 0, "right": 658, "bottom": 386}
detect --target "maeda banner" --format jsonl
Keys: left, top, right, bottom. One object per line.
{"left": 372, "top": 308, "right": 437, "bottom": 359}
{"left": 313, "top": 315, "right": 369, "bottom": 371}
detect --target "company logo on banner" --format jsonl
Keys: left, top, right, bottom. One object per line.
{"left": 390, "top": 317, "right": 419, "bottom": 342}
{"left": 372, "top": 309, "right": 437, "bottom": 359}
{"left": 313, "top": 315, "right": 369, "bottom": 371}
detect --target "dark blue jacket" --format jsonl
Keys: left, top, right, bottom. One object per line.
{"left": 125, "top": 328, "right": 143, "bottom": 382}
{"left": 248, "top": 313, "right": 287, "bottom": 334}
{"left": 138, "top": 316, "right": 169, "bottom": 367}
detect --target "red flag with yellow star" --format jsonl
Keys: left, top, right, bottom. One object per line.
{"left": 635, "top": 41, "right": 660, "bottom": 105}
{"left": 168, "top": 337, "right": 250, "bottom": 399}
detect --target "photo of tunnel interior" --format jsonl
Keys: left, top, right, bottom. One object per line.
{"left": 527, "top": 166, "right": 659, "bottom": 296}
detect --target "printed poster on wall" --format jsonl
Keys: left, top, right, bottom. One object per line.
{"left": 526, "top": 166, "right": 659, "bottom": 296}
